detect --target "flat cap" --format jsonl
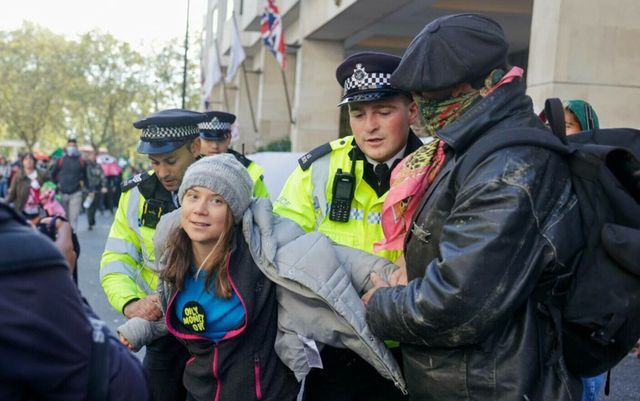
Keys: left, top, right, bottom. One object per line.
{"left": 335, "top": 51, "right": 410, "bottom": 106}
{"left": 134, "top": 109, "right": 208, "bottom": 155}
{"left": 198, "top": 111, "right": 236, "bottom": 141}
{"left": 391, "top": 13, "right": 509, "bottom": 92}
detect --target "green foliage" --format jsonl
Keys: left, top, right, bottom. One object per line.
{"left": 256, "top": 138, "right": 291, "bottom": 152}
{"left": 0, "top": 23, "right": 201, "bottom": 155}
{"left": 0, "top": 23, "right": 71, "bottom": 151}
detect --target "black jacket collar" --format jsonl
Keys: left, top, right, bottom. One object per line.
{"left": 436, "top": 80, "right": 546, "bottom": 154}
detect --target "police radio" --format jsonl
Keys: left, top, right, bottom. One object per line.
{"left": 329, "top": 168, "right": 355, "bottom": 222}
{"left": 140, "top": 199, "right": 164, "bottom": 229}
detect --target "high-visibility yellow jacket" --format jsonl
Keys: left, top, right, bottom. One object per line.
{"left": 228, "top": 149, "right": 269, "bottom": 198}
{"left": 247, "top": 160, "right": 269, "bottom": 198}
{"left": 273, "top": 136, "right": 401, "bottom": 262}
{"left": 100, "top": 172, "right": 174, "bottom": 313}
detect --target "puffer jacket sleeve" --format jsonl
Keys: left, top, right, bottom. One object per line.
{"left": 333, "top": 244, "right": 399, "bottom": 294}
{"left": 366, "top": 148, "right": 567, "bottom": 347}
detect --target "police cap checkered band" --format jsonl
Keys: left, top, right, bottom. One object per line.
{"left": 140, "top": 125, "right": 200, "bottom": 142}
{"left": 133, "top": 108, "right": 208, "bottom": 142}
{"left": 200, "top": 111, "right": 236, "bottom": 132}
{"left": 342, "top": 72, "right": 392, "bottom": 97}
{"left": 336, "top": 51, "right": 408, "bottom": 105}
{"left": 198, "top": 119, "right": 232, "bottom": 132}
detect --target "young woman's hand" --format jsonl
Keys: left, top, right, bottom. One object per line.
{"left": 119, "top": 334, "right": 134, "bottom": 351}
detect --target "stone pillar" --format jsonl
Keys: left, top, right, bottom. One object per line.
{"left": 256, "top": 47, "right": 296, "bottom": 151}
{"left": 290, "top": 39, "right": 344, "bottom": 152}
{"left": 231, "top": 56, "right": 261, "bottom": 154}
{"left": 527, "top": 0, "right": 640, "bottom": 128}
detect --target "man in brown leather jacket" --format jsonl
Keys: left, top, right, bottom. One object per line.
{"left": 362, "top": 14, "right": 583, "bottom": 401}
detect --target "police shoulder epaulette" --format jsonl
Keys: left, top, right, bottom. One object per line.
{"left": 121, "top": 171, "right": 150, "bottom": 192}
{"left": 229, "top": 150, "right": 252, "bottom": 168}
{"left": 298, "top": 142, "right": 333, "bottom": 171}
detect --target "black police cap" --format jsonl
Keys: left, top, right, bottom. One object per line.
{"left": 335, "top": 51, "right": 410, "bottom": 106}
{"left": 133, "top": 109, "right": 208, "bottom": 155}
{"left": 391, "top": 14, "right": 509, "bottom": 92}
{"left": 198, "top": 111, "right": 236, "bottom": 141}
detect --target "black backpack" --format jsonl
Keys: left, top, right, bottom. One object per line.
{"left": 457, "top": 98, "right": 640, "bottom": 378}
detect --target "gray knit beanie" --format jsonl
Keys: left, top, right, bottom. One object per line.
{"left": 178, "top": 154, "right": 253, "bottom": 222}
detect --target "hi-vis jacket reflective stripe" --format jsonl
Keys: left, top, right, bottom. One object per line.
{"left": 100, "top": 186, "right": 158, "bottom": 313}
{"left": 247, "top": 162, "right": 269, "bottom": 199}
{"left": 273, "top": 136, "right": 401, "bottom": 262}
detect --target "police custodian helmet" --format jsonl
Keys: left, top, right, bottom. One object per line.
{"left": 134, "top": 109, "right": 209, "bottom": 155}
{"left": 335, "top": 51, "right": 411, "bottom": 106}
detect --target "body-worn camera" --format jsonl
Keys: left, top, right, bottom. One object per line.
{"left": 141, "top": 199, "right": 164, "bottom": 229}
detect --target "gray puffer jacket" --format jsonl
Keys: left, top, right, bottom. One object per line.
{"left": 119, "top": 198, "right": 407, "bottom": 393}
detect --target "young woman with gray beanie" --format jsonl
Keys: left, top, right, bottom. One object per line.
{"left": 120, "top": 154, "right": 299, "bottom": 401}
{"left": 118, "top": 153, "right": 409, "bottom": 400}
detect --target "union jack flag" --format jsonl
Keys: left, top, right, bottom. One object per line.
{"left": 260, "top": 0, "right": 287, "bottom": 70}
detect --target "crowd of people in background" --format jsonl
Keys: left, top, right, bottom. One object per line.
{"left": 0, "top": 145, "right": 146, "bottom": 226}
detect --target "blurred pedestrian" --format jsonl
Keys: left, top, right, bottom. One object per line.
{"left": 564, "top": 99, "right": 600, "bottom": 135}
{"left": 51, "top": 137, "right": 87, "bottom": 230}
{"left": 0, "top": 155, "right": 11, "bottom": 199}
{"left": 6, "top": 152, "right": 45, "bottom": 223}
{"left": 98, "top": 150, "right": 123, "bottom": 214}
{"left": 85, "top": 151, "right": 108, "bottom": 230}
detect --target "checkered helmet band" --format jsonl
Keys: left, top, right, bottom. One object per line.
{"left": 343, "top": 72, "right": 392, "bottom": 97}
{"left": 198, "top": 120, "right": 232, "bottom": 131}
{"left": 140, "top": 125, "right": 199, "bottom": 142}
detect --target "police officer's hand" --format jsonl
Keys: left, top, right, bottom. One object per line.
{"left": 361, "top": 272, "right": 390, "bottom": 307}
{"left": 123, "top": 294, "right": 163, "bottom": 321}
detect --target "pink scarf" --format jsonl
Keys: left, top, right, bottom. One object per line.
{"left": 374, "top": 67, "right": 524, "bottom": 251}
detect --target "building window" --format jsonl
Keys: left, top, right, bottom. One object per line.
{"left": 239, "top": 0, "right": 243, "bottom": 15}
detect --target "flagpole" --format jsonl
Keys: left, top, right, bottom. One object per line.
{"left": 242, "top": 63, "right": 259, "bottom": 133}
{"left": 214, "top": 40, "right": 230, "bottom": 111}
{"left": 281, "top": 68, "right": 294, "bottom": 124}
{"left": 181, "top": 0, "right": 191, "bottom": 109}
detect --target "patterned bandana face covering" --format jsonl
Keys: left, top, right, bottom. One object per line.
{"left": 415, "top": 69, "right": 505, "bottom": 136}
{"left": 374, "top": 69, "right": 510, "bottom": 251}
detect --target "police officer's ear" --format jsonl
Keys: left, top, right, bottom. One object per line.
{"left": 190, "top": 137, "right": 202, "bottom": 157}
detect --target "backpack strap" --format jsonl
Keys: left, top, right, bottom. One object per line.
{"left": 544, "top": 98, "right": 568, "bottom": 144}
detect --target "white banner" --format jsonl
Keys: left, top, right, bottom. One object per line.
{"left": 225, "top": 14, "right": 246, "bottom": 83}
